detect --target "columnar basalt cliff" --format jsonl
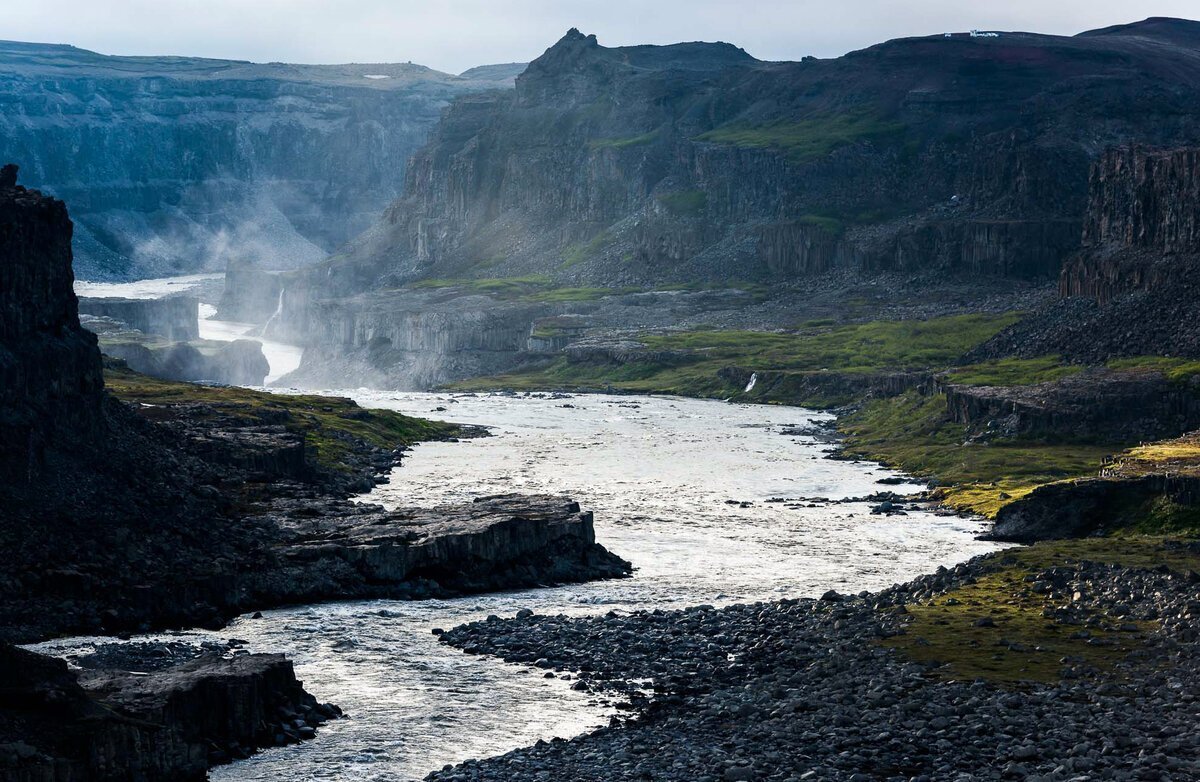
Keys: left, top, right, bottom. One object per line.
{"left": 1061, "top": 145, "right": 1200, "bottom": 303}
{"left": 271, "top": 19, "right": 1200, "bottom": 389}
{"left": 0, "top": 40, "right": 523, "bottom": 280}
{"left": 972, "top": 143, "right": 1200, "bottom": 362}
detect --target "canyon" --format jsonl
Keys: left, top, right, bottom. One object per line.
{"left": 6, "top": 14, "right": 1200, "bottom": 782}
{"left": 252, "top": 18, "right": 1200, "bottom": 389}
{"left": 0, "top": 40, "right": 522, "bottom": 280}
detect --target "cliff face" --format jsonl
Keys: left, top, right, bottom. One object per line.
{"left": 308, "top": 19, "right": 1200, "bottom": 299}
{"left": 0, "top": 166, "right": 105, "bottom": 484}
{"left": 0, "top": 40, "right": 521, "bottom": 280}
{"left": 972, "top": 144, "right": 1200, "bottom": 362}
{"left": 1061, "top": 146, "right": 1200, "bottom": 302}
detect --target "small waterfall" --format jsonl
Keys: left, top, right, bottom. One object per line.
{"left": 743, "top": 372, "right": 758, "bottom": 393}
{"left": 260, "top": 287, "right": 285, "bottom": 336}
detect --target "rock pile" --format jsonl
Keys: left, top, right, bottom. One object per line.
{"left": 432, "top": 548, "right": 1200, "bottom": 781}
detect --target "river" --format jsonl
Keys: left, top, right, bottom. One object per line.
{"left": 49, "top": 275, "right": 1004, "bottom": 780}
{"left": 73, "top": 273, "right": 303, "bottom": 384}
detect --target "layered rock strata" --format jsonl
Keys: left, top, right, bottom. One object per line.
{"left": 938, "top": 369, "right": 1200, "bottom": 444}
{"left": 0, "top": 41, "right": 523, "bottom": 279}
{"left": 278, "top": 20, "right": 1200, "bottom": 388}
{"left": 78, "top": 296, "right": 199, "bottom": 341}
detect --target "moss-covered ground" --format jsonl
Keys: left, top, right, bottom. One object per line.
{"left": 941, "top": 355, "right": 1083, "bottom": 386}
{"left": 104, "top": 362, "right": 455, "bottom": 474}
{"left": 696, "top": 110, "right": 907, "bottom": 164}
{"left": 882, "top": 537, "right": 1198, "bottom": 684}
{"left": 453, "top": 314, "right": 1023, "bottom": 402}
{"left": 838, "top": 390, "right": 1112, "bottom": 517}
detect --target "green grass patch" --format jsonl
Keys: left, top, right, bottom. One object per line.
{"left": 886, "top": 536, "right": 1200, "bottom": 684}
{"left": 527, "top": 287, "right": 634, "bottom": 303}
{"left": 104, "top": 363, "right": 454, "bottom": 474}
{"left": 697, "top": 110, "right": 907, "bottom": 164}
{"left": 409, "top": 275, "right": 553, "bottom": 294}
{"left": 943, "top": 355, "right": 1082, "bottom": 387}
{"left": 560, "top": 230, "right": 614, "bottom": 270}
{"left": 587, "top": 131, "right": 659, "bottom": 150}
{"left": 884, "top": 563, "right": 1154, "bottom": 684}
{"left": 840, "top": 390, "right": 1112, "bottom": 517}
{"left": 795, "top": 214, "right": 845, "bottom": 236}
{"left": 656, "top": 190, "right": 708, "bottom": 217}
{"left": 638, "top": 314, "right": 1022, "bottom": 372}
{"left": 451, "top": 313, "right": 1023, "bottom": 404}
{"left": 1107, "top": 356, "right": 1200, "bottom": 383}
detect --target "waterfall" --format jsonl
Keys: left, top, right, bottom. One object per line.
{"left": 260, "top": 287, "right": 285, "bottom": 336}
{"left": 743, "top": 372, "right": 758, "bottom": 393}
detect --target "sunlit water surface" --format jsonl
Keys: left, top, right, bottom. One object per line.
{"left": 35, "top": 391, "right": 1002, "bottom": 781}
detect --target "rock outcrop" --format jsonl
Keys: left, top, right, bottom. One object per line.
{"left": 78, "top": 295, "right": 200, "bottom": 341}
{"left": 938, "top": 369, "right": 1200, "bottom": 444}
{"left": 0, "top": 41, "right": 523, "bottom": 279}
{"left": 0, "top": 643, "right": 337, "bottom": 781}
{"left": 0, "top": 165, "right": 106, "bottom": 485}
{"left": 234, "top": 494, "right": 632, "bottom": 607}
{"left": 83, "top": 313, "right": 271, "bottom": 386}
{"left": 971, "top": 144, "right": 1200, "bottom": 363}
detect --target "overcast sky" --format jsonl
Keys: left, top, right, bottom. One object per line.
{"left": 2, "top": 1, "right": 1196, "bottom": 74}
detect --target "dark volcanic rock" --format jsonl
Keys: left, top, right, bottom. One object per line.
{"left": 0, "top": 642, "right": 336, "bottom": 781}
{"left": 253, "top": 493, "right": 632, "bottom": 604}
{"left": 938, "top": 369, "right": 1200, "bottom": 444}
{"left": 0, "top": 166, "right": 105, "bottom": 485}
{"left": 278, "top": 19, "right": 1200, "bottom": 388}
{"left": 971, "top": 144, "right": 1200, "bottom": 363}
{"left": 429, "top": 547, "right": 1200, "bottom": 781}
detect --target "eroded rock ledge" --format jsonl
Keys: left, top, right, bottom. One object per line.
{"left": 0, "top": 643, "right": 337, "bottom": 782}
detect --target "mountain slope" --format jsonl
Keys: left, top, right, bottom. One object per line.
{"left": 305, "top": 19, "right": 1200, "bottom": 296}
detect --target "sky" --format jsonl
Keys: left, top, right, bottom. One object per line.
{"left": 1, "top": 0, "right": 1197, "bottom": 74}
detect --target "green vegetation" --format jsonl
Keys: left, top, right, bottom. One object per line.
{"left": 840, "top": 390, "right": 1111, "bottom": 517}
{"left": 1118, "top": 496, "right": 1200, "bottom": 536}
{"left": 1107, "top": 356, "right": 1200, "bottom": 383}
{"left": 452, "top": 313, "right": 1023, "bottom": 403}
{"left": 527, "top": 287, "right": 635, "bottom": 303}
{"left": 587, "top": 131, "right": 659, "bottom": 150}
{"left": 560, "top": 230, "right": 614, "bottom": 270}
{"left": 656, "top": 190, "right": 708, "bottom": 217}
{"left": 697, "top": 110, "right": 907, "bottom": 164}
{"left": 884, "top": 537, "right": 1199, "bottom": 684}
{"left": 943, "top": 355, "right": 1082, "bottom": 387}
{"left": 104, "top": 363, "right": 454, "bottom": 474}
{"left": 795, "top": 214, "right": 845, "bottom": 236}
{"left": 406, "top": 274, "right": 632, "bottom": 303}
{"left": 409, "top": 275, "right": 553, "bottom": 294}
{"left": 638, "top": 314, "right": 1023, "bottom": 372}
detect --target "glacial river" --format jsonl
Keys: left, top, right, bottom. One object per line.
{"left": 50, "top": 276, "right": 1004, "bottom": 780}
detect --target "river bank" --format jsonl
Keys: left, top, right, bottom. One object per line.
{"left": 433, "top": 537, "right": 1200, "bottom": 781}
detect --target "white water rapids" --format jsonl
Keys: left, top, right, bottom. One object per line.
{"left": 73, "top": 274, "right": 303, "bottom": 383}
{"left": 48, "top": 275, "right": 1004, "bottom": 780}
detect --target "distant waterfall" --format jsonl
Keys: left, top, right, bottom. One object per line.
{"left": 743, "top": 372, "right": 758, "bottom": 393}
{"left": 261, "top": 287, "right": 285, "bottom": 336}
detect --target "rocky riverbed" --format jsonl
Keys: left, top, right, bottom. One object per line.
{"left": 434, "top": 541, "right": 1200, "bottom": 781}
